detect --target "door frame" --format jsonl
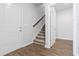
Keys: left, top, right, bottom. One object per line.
{"left": 45, "top": 3, "right": 75, "bottom": 56}
{"left": 73, "top": 3, "right": 79, "bottom": 56}
{"left": 50, "top": 6, "right": 56, "bottom": 47}
{"left": 45, "top": 3, "right": 56, "bottom": 48}
{"left": 45, "top": 4, "right": 51, "bottom": 48}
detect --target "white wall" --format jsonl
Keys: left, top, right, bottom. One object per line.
{"left": 0, "top": 3, "right": 45, "bottom": 55}
{"left": 56, "top": 7, "right": 73, "bottom": 40}
{"left": 74, "top": 3, "right": 79, "bottom": 55}
{"left": 21, "top": 3, "right": 45, "bottom": 44}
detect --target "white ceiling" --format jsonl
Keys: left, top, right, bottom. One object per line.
{"left": 32, "top": 3, "right": 73, "bottom": 11}
{"left": 51, "top": 3, "right": 73, "bottom": 12}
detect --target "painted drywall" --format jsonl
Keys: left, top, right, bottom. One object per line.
{"left": 74, "top": 3, "right": 79, "bottom": 55}
{"left": 22, "top": 3, "right": 45, "bottom": 44}
{"left": 0, "top": 3, "right": 45, "bottom": 55}
{"left": 56, "top": 7, "right": 73, "bottom": 40}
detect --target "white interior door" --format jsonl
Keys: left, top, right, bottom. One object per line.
{"left": 50, "top": 7, "right": 56, "bottom": 47}
{"left": 0, "top": 4, "right": 22, "bottom": 55}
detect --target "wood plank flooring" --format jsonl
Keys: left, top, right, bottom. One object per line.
{"left": 5, "top": 39, "right": 73, "bottom": 56}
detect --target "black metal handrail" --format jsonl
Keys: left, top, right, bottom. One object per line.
{"left": 33, "top": 15, "right": 45, "bottom": 27}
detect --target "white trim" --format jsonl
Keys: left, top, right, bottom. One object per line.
{"left": 45, "top": 4, "right": 57, "bottom": 48}
{"left": 21, "top": 41, "right": 33, "bottom": 48}
{"left": 73, "top": 3, "right": 76, "bottom": 56}
{"left": 3, "top": 41, "right": 33, "bottom": 56}
{"left": 45, "top": 45, "right": 51, "bottom": 48}
{"left": 45, "top": 5, "right": 51, "bottom": 48}
{"left": 50, "top": 7, "right": 57, "bottom": 47}
{"left": 56, "top": 37, "right": 72, "bottom": 40}
{"left": 73, "top": 3, "right": 78, "bottom": 56}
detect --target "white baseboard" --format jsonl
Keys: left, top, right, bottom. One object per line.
{"left": 21, "top": 41, "right": 33, "bottom": 48}
{"left": 3, "top": 41, "right": 33, "bottom": 56}
{"left": 45, "top": 45, "right": 51, "bottom": 48}
{"left": 56, "top": 37, "right": 73, "bottom": 40}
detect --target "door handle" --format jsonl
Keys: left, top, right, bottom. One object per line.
{"left": 19, "top": 27, "right": 22, "bottom": 32}
{"left": 19, "top": 29, "right": 22, "bottom": 32}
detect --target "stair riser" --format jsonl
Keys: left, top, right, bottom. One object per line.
{"left": 34, "top": 25, "right": 45, "bottom": 46}
{"left": 40, "top": 31, "right": 45, "bottom": 33}
{"left": 34, "top": 39, "right": 45, "bottom": 43}
{"left": 38, "top": 33, "right": 45, "bottom": 36}
{"left": 38, "top": 34, "right": 45, "bottom": 36}
{"left": 36, "top": 36, "right": 45, "bottom": 38}
{"left": 35, "top": 38, "right": 45, "bottom": 41}
{"left": 34, "top": 41, "right": 45, "bottom": 45}
{"left": 36, "top": 37, "right": 45, "bottom": 40}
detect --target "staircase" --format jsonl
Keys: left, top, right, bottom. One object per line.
{"left": 34, "top": 26, "right": 45, "bottom": 46}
